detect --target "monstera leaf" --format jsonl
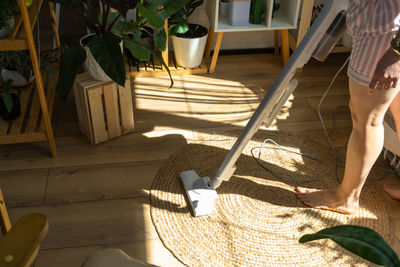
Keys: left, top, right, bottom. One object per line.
{"left": 300, "top": 225, "right": 400, "bottom": 267}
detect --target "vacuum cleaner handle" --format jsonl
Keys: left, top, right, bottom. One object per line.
{"left": 210, "top": 0, "right": 349, "bottom": 189}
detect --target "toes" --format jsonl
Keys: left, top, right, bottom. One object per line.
{"left": 295, "top": 187, "right": 307, "bottom": 193}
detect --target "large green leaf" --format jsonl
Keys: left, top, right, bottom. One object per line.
{"left": 160, "top": 0, "right": 190, "bottom": 19}
{"left": 137, "top": 5, "right": 164, "bottom": 29}
{"left": 56, "top": 46, "right": 86, "bottom": 101}
{"left": 153, "top": 28, "right": 167, "bottom": 51}
{"left": 124, "top": 31, "right": 151, "bottom": 62}
{"left": 0, "top": 92, "right": 12, "bottom": 113}
{"left": 169, "top": 23, "right": 189, "bottom": 36}
{"left": 299, "top": 225, "right": 400, "bottom": 267}
{"left": 89, "top": 32, "right": 126, "bottom": 86}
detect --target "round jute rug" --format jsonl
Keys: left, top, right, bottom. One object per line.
{"left": 150, "top": 130, "right": 390, "bottom": 266}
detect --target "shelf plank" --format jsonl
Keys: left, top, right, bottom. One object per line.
{"left": 0, "top": 70, "right": 58, "bottom": 144}
{"left": 127, "top": 53, "right": 208, "bottom": 78}
{"left": 26, "top": 72, "right": 47, "bottom": 133}
{"left": 0, "top": 132, "right": 46, "bottom": 145}
{"left": 40, "top": 70, "right": 58, "bottom": 131}
{"left": 9, "top": 84, "right": 33, "bottom": 135}
{"left": 0, "top": 39, "right": 28, "bottom": 51}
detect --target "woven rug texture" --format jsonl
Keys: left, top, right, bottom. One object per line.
{"left": 150, "top": 130, "right": 390, "bottom": 266}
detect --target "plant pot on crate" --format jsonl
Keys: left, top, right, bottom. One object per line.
{"left": 171, "top": 24, "right": 208, "bottom": 68}
{"left": 80, "top": 33, "right": 124, "bottom": 82}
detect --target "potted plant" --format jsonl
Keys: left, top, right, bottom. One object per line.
{"left": 0, "top": 0, "right": 16, "bottom": 39}
{"left": 0, "top": 51, "right": 34, "bottom": 87}
{"left": 0, "top": 79, "right": 21, "bottom": 120}
{"left": 52, "top": 0, "right": 189, "bottom": 101}
{"left": 169, "top": 0, "right": 208, "bottom": 68}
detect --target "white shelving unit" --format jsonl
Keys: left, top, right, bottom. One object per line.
{"left": 204, "top": 0, "right": 301, "bottom": 73}
{"left": 206, "top": 0, "right": 300, "bottom": 32}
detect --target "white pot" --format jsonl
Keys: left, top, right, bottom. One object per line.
{"left": 80, "top": 33, "right": 123, "bottom": 82}
{"left": 171, "top": 26, "right": 208, "bottom": 68}
{"left": 1, "top": 68, "right": 34, "bottom": 87}
{"left": 0, "top": 17, "right": 15, "bottom": 39}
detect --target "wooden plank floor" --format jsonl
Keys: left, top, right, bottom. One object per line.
{"left": 1, "top": 53, "right": 400, "bottom": 266}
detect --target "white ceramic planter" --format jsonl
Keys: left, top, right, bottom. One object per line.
{"left": 1, "top": 68, "right": 34, "bottom": 87}
{"left": 171, "top": 28, "right": 208, "bottom": 68}
{"left": 80, "top": 33, "right": 123, "bottom": 82}
{"left": 0, "top": 17, "right": 15, "bottom": 39}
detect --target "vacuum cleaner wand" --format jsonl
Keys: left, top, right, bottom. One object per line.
{"left": 180, "top": 0, "right": 349, "bottom": 216}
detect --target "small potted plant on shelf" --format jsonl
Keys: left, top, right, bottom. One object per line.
{"left": 169, "top": 0, "right": 208, "bottom": 68}
{"left": 0, "top": 79, "right": 21, "bottom": 120}
{"left": 0, "top": 0, "right": 16, "bottom": 39}
{"left": 0, "top": 51, "right": 34, "bottom": 87}
{"left": 250, "top": 0, "right": 265, "bottom": 25}
{"left": 51, "top": 0, "right": 189, "bottom": 101}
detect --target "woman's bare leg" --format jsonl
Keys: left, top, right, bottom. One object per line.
{"left": 382, "top": 92, "right": 400, "bottom": 200}
{"left": 296, "top": 78, "right": 400, "bottom": 214}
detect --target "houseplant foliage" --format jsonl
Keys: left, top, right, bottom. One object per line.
{"left": 169, "top": 0, "right": 208, "bottom": 68}
{"left": 168, "top": 0, "right": 204, "bottom": 36}
{"left": 0, "top": 79, "right": 21, "bottom": 120}
{"left": 0, "top": 50, "right": 56, "bottom": 87}
{"left": 299, "top": 225, "right": 400, "bottom": 267}
{"left": 52, "top": 0, "right": 189, "bottom": 101}
{"left": 0, "top": 0, "right": 17, "bottom": 38}
{"left": 1, "top": 51, "right": 33, "bottom": 87}
{"left": 250, "top": 0, "right": 265, "bottom": 25}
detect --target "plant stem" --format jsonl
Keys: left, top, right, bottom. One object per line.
{"left": 102, "top": 2, "right": 110, "bottom": 34}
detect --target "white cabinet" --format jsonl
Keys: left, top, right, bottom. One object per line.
{"left": 206, "top": 0, "right": 301, "bottom": 32}
{"left": 204, "top": 0, "right": 301, "bottom": 73}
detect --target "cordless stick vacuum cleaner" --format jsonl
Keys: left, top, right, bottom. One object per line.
{"left": 180, "top": 0, "right": 349, "bottom": 216}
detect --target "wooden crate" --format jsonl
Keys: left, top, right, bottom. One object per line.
{"left": 73, "top": 73, "right": 134, "bottom": 145}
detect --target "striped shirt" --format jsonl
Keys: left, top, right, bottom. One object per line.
{"left": 347, "top": 0, "right": 400, "bottom": 36}
{"left": 347, "top": 0, "right": 400, "bottom": 87}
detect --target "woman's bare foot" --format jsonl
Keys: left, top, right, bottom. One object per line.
{"left": 295, "top": 187, "right": 358, "bottom": 214}
{"left": 382, "top": 184, "right": 400, "bottom": 200}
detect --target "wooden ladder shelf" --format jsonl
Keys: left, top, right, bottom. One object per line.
{"left": 0, "top": 0, "right": 60, "bottom": 157}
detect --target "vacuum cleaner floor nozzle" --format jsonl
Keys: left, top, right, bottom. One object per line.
{"left": 180, "top": 170, "right": 218, "bottom": 216}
